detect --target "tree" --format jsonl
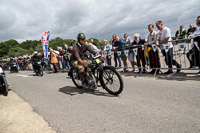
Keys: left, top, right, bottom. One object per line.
{"left": 0, "top": 39, "right": 19, "bottom": 58}
{"left": 49, "top": 37, "right": 64, "bottom": 50}
{"left": 7, "top": 46, "right": 29, "bottom": 57}
{"left": 19, "top": 40, "right": 40, "bottom": 52}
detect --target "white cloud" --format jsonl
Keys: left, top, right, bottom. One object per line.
{"left": 0, "top": 0, "right": 199, "bottom": 42}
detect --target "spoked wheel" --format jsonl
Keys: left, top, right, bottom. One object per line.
{"left": 71, "top": 68, "right": 82, "bottom": 88}
{"left": 39, "top": 66, "right": 43, "bottom": 76}
{"left": 100, "top": 66, "right": 123, "bottom": 95}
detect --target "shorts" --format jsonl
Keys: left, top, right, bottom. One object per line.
{"left": 121, "top": 51, "right": 127, "bottom": 61}
{"left": 72, "top": 59, "right": 90, "bottom": 73}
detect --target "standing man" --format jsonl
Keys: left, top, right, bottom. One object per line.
{"left": 146, "top": 24, "right": 161, "bottom": 74}
{"left": 90, "top": 38, "right": 98, "bottom": 47}
{"left": 156, "top": 20, "right": 181, "bottom": 74}
{"left": 113, "top": 36, "right": 123, "bottom": 68}
{"left": 187, "top": 24, "right": 196, "bottom": 36}
{"left": 175, "top": 25, "right": 187, "bottom": 40}
{"left": 112, "top": 34, "right": 121, "bottom": 68}
{"left": 58, "top": 47, "right": 66, "bottom": 71}
{"left": 188, "top": 16, "right": 200, "bottom": 73}
{"left": 64, "top": 44, "right": 72, "bottom": 70}
{"left": 132, "top": 33, "right": 146, "bottom": 73}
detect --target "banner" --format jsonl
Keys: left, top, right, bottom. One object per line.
{"left": 178, "top": 43, "right": 186, "bottom": 52}
{"left": 41, "top": 31, "right": 51, "bottom": 59}
{"left": 152, "top": 44, "right": 157, "bottom": 52}
{"left": 117, "top": 51, "right": 121, "bottom": 56}
{"left": 124, "top": 50, "right": 128, "bottom": 56}
{"left": 164, "top": 43, "right": 170, "bottom": 53}
{"left": 133, "top": 48, "right": 138, "bottom": 56}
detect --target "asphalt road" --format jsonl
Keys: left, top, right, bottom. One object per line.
{"left": 6, "top": 70, "right": 200, "bottom": 133}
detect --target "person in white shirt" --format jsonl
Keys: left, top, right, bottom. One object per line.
{"left": 146, "top": 24, "right": 161, "bottom": 74}
{"left": 188, "top": 16, "right": 200, "bottom": 73}
{"left": 156, "top": 20, "right": 181, "bottom": 74}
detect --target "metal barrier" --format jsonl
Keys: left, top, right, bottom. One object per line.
{"left": 102, "top": 39, "right": 200, "bottom": 76}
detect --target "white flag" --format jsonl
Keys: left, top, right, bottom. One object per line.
{"left": 133, "top": 48, "right": 138, "bottom": 56}
{"left": 152, "top": 44, "right": 157, "bottom": 52}
{"left": 194, "top": 42, "right": 200, "bottom": 51}
{"left": 164, "top": 43, "right": 171, "bottom": 53}
{"left": 178, "top": 43, "right": 186, "bottom": 52}
{"left": 125, "top": 50, "right": 128, "bottom": 56}
{"left": 117, "top": 51, "right": 121, "bottom": 56}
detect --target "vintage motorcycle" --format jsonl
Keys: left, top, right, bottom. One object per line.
{"left": 34, "top": 61, "right": 43, "bottom": 76}
{"left": 10, "top": 62, "right": 18, "bottom": 73}
{"left": 70, "top": 54, "right": 124, "bottom": 95}
{"left": 0, "top": 67, "right": 8, "bottom": 96}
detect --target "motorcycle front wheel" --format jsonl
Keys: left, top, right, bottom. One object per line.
{"left": 39, "top": 66, "right": 43, "bottom": 76}
{"left": 99, "top": 66, "right": 124, "bottom": 95}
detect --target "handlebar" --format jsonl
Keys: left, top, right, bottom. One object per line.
{"left": 93, "top": 54, "right": 101, "bottom": 59}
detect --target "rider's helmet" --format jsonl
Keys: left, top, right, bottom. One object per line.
{"left": 10, "top": 57, "right": 13, "bottom": 61}
{"left": 77, "top": 33, "right": 85, "bottom": 44}
{"left": 34, "top": 51, "right": 38, "bottom": 54}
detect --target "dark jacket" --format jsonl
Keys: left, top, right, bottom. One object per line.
{"left": 132, "top": 39, "right": 146, "bottom": 48}
{"left": 114, "top": 39, "right": 124, "bottom": 50}
{"left": 70, "top": 42, "right": 97, "bottom": 61}
{"left": 31, "top": 55, "right": 41, "bottom": 63}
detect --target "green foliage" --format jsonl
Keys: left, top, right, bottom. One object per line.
{"left": 0, "top": 37, "right": 104, "bottom": 59}
{"left": 49, "top": 37, "right": 64, "bottom": 50}
{"left": 8, "top": 46, "right": 29, "bottom": 57}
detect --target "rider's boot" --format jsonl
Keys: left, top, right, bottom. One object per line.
{"left": 79, "top": 72, "right": 87, "bottom": 89}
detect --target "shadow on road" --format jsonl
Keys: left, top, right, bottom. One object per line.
{"left": 59, "top": 86, "right": 118, "bottom": 97}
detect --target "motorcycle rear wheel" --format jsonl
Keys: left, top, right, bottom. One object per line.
{"left": 71, "top": 68, "right": 82, "bottom": 88}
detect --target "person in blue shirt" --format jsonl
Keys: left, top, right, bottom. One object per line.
{"left": 101, "top": 40, "right": 112, "bottom": 65}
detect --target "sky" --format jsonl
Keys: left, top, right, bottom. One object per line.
{"left": 0, "top": 0, "right": 199, "bottom": 43}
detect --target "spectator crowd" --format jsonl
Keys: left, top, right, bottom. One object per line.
{"left": 1, "top": 16, "right": 200, "bottom": 74}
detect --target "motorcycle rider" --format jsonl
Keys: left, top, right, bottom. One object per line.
{"left": 0, "top": 65, "right": 11, "bottom": 95}
{"left": 31, "top": 51, "right": 42, "bottom": 72}
{"left": 9, "top": 57, "right": 18, "bottom": 71}
{"left": 70, "top": 33, "right": 98, "bottom": 88}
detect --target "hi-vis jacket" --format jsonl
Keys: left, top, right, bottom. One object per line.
{"left": 176, "top": 29, "right": 187, "bottom": 40}
{"left": 50, "top": 52, "right": 58, "bottom": 63}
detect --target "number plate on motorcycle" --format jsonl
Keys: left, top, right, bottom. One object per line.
{"left": 95, "top": 59, "right": 100, "bottom": 64}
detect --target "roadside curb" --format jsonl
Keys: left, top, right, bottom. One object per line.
{"left": 0, "top": 91, "right": 56, "bottom": 133}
